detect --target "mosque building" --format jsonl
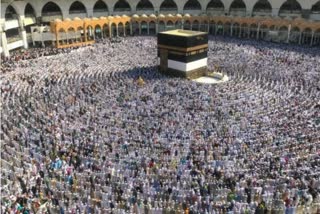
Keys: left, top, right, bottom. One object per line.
{"left": 1, "top": 0, "right": 320, "bottom": 56}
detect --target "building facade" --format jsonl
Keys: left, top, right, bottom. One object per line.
{"left": 1, "top": 0, "right": 320, "bottom": 56}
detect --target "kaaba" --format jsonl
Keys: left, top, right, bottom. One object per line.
{"left": 157, "top": 29, "right": 208, "bottom": 79}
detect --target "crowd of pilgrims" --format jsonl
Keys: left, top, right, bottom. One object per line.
{"left": 1, "top": 47, "right": 81, "bottom": 74}
{"left": 1, "top": 36, "right": 320, "bottom": 214}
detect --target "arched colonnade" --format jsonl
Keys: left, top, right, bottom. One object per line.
{"left": 51, "top": 14, "right": 320, "bottom": 48}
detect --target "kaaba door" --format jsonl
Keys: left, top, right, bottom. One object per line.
{"left": 160, "top": 49, "right": 168, "bottom": 72}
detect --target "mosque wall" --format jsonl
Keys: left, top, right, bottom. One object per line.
{"left": 1, "top": 0, "right": 320, "bottom": 56}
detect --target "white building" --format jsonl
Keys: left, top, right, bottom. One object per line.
{"left": 1, "top": 0, "right": 320, "bottom": 56}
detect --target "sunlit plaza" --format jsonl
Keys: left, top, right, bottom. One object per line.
{"left": 1, "top": 0, "right": 320, "bottom": 213}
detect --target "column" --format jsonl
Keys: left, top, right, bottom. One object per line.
{"left": 147, "top": 23, "right": 150, "bottom": 35}
{"left": 139, "top": 23, "right": 141, "bottom": 35}
{"left": 32, "top": 35, "right": 35, "bottom": 46}
{"left": 239, "top": 26, "right": 242, "bottom": 38}
{"left": 40, "top": 29, "right": 45, "bottom": 47}
{"left": 20, "top": 28, "right": 28, "bottom": 49}
{"left": 18, "top": 17, "right": 28, "bottom": 49}
{"left": 55, "top": 31, "right": 59, "bottom": 48}
{"left": 256, "top": 24, "right": 260, "bottom": 40}
{"left": 177, "top": 4, "right": 183, "bottom": 14}
{"left": 287, "top": 24, "right": 291, "bottom": 44}
{"left": 130, "top": 23, "right": 133, "bottom": 36}
{"left": 230, "top": 24, "right": 233, "bottom": 37}
{"left": 310, "top": 31, "right": 314, "bottom": 46}
{"left": 154, "top": 6, "right": 160, "bottom": 15}
{"left": 84, "top": 27, "right": 88, "bottom": 41}
{"left": 66, "top": 32, "right": 69, "bottom": 44}
{"left": 298, "top": 31, "right": 302, "bottom": 45}
{"left": 272, "top": 8, "right": 280, "bottom": 17}
{"left": 87, "top": 8, "right": 93, "bottom": 18}
{"left": 1, "top": 31, "right": 10, "bottom": 57}
{"left": 61, "top": 31, "right": 64, "bottom": 45}
{"left": 94, "top": 29, "right": 97, "bottom": 40}
{"left": 116, "top": 26, "right": 119, "bottom": 37}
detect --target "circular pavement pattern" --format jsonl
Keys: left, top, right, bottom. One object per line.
{"left": 1, "top": 37, "right": 320, "bottom": 213}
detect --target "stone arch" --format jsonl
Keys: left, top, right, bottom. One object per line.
{"left": 290, "top": 26, "right": 301, "bottom": 43}
{"left": 93, "top": 0, "right": 108, "bottom": 13}
{"left": 137, "top": 0, "right": 154, "bottom": 11}
{"left": 209, "top": 20, "right": 216, "bottom": 34}
{"left": 25, "top": 3, "right": 36, "bottom": 18}
{"left": 5, "top": 5, "right": 19, "bottom": 20}
{"left": 58, "top": 28, "right": 67, "bottom": 45}
{"left": 278, "top": 25, "right": 288, "bottom": 42}
{"left": 184, "top": 0, "right": 202, "bottom": 11}
{"left": 111, "top": 23, "right": 117, "bottom": 37}
{"left": 311, "top": 1, "right": 320, "bottom": 13}
{"left": 167, "top": 20, "right": 174, "bottom": 30}
{"left": 206, "top": 0, "right": 224, "bottom": 12}
{"left": 184, "top": 20, "right": 191, "bottom": 30}
{"left": 258, "top": 24, "right": 268, "bottom": 39}
{"left": 77, "top": 26, "right": 84, "bottom": 41}
{"left": 95, "top": 24, "right": 102, "bottom": 38}
{"left": 68, "top": 27, "right": 75, "bottom": 31}
{"left": 248, "top": 23, "right": 258, "bottom": 38}
{"left": 291, "top": 26, "right": 301, "bottom": 32}
{"left": 200, "top": 20, "right": 208, "bottom": 32}
{"left": 114, "top": 0, "right": 131, "bottom": 12}
{"left": 302, "top": 27, "right": 312, "bottom": 45}
{"left": 302, "top": 28, "right": 312, "bottom": 33}
{"left": 132, "top": 21, "right": 139, "bottom": 35}
{"left": 252, "top": 0, "right": 272, "bottom": 16}
{"left": 158, "top": 20, "right": 166, "bottom": 32}
{"left": 118, "top": 22, "right": 124, "bottom": 36}
{"left": 230, "top": 0, "right": 246, "bottom": 16}
{"left": 69, "top": 1, "right": 87, "bottom": 14}
{"left": 240, "top": 23, "right": 249, "bottom": 37}
{"left": 175, "top": 20, "right": 183, "bottom": 29}
{"left": 223, "top": 21, "right": 231, "bottom": 35}
{"left": 86, "top": 25, "right": 94, "bottom": 40}
{"left": 102, "top": 24, "right": 109, "bottom": 37}
{"left": 42, "top": 2, "right": 62, "bottom": 17}
{"left": 216, "top": 21, "right": 224, "bottom": 35}
{"left": 313, "top": 28, "right": 320, "bottom": 45}
{"left": 125, "top": 22, "right": 130, "bottom": 35}
{"left": 160, "top": 0, "right": 178, "bottom": 12}
{"left": 149, "top": 21, "right": 156, "bottom": 34}
{"left": 232, "top": 22, "right": 240, "bottom": 36}
{"left": 192, "top": 20, "right": 200, "bottom": 31}
{"left": 269, "top": 24, "right": 276, "bottom": 31}
{"left": 141, "top": 21, "right": 148, "bottom": 34}
{"left": 279, "top": 25, "right": 288, "bottom": 30}
{"left": 279, "top": 0, "right": 302, "bottom": 16}
{"left": 67, "top": 27, "right": 76, "bottom": 43}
